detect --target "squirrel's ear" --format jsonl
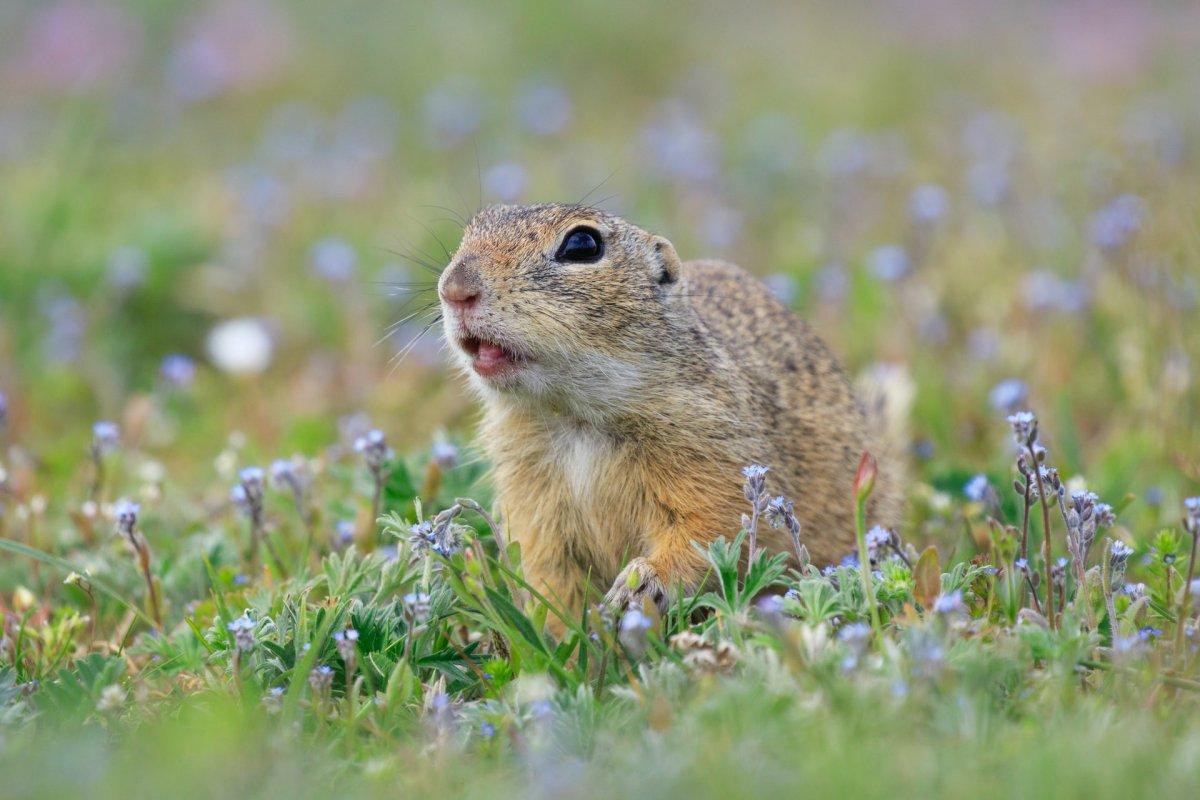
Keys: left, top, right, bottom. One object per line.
{"left": 649, "top": 236, "right": 681, "bottom": 286}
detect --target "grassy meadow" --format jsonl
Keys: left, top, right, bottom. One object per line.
{"left": 2, "top": 1, "right": 1200, "bottom": 797}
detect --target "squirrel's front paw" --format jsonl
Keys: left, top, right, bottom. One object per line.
{"left": 604, "top": 557, "right": 668, "bottom": 613}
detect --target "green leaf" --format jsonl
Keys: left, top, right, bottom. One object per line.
{"left": 483, "top": 586, "right": 547, "bottom": 656}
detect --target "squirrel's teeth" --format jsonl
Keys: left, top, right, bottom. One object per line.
{"left": 472, "top": 339, "right": 519, "bottom": 378}
{"left": 477, "top": 341, "right": 507, "bottom": 361}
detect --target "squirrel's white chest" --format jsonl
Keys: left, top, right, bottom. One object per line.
{"left": 548, "top": 426, "right": 614, "bottom": 502}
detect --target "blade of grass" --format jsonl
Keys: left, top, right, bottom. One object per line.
{"left": 0, "top": 538, "right": 157, "bottom": 628}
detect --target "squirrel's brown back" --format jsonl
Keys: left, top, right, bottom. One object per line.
{"left": 675, "top": 259, "right": 904, "bottom": 563}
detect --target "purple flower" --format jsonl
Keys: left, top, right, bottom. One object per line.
{"left": 1007, "top": 411, "right": 1036, "bottom": 446}
{"left": 403, "top": 591, "right": 432, "bottom": 621}
{"left": 765, "top": 495, "right": 802, "bottom": 546}
{"left": 333, "top": 628, "right": 359, "bottom": 663}
{"left": 1109, "top": 540, "right": 1134, "bottom": 575}
{"left": 227, "top": 614, "right": 255, "bottom": 652}
{"left": 742, "top": 464, "right": 770, "bottom": 480}
{"left": 1120, "top": 583, "right": 1146, "bottom": 600}
{"left": 159, "top": 354, "right": 197, "bottom": 389}
{"left": 421, "top": 79, "right": 485, "bottom": 148}
{"left": 107, "top": 246, "right": 147, "bottom": 291}
{"left": 865, "top": 526, "right": 892, "bottom": 561}
{"left": 838, "top": 622, "right": 871, "bottom": 646}
{"left": 618, "top": 607, "right": 653, "bottom": 655}
{"left": 964, "top": 474, "right": 991, "bottom": 503}
{"left": 1089, "top": 194, "right": 1146, "bottom": 252}
{"left": 908, "top": 184, "right": 949, "bottom": 224}
{"left": 762, "top": 274, "right": 799, "bottom": 306}
{"left": 1184, "top": 497, "right": 1200, "bottom": 534}
{"left": 638, "top": 100, "right": 719, "bottom": 184}
{"left": 757, "top": 594, "right": 786, "bottom": 616}
{"left": 308, "top": 664, "right": 334, "bottom": 694}
{"left": 167, "top": 0, "right": 295, "bottom": 103}
{"left": 819, "top": 128, "right": 872, "bottom": 177}
{"left": 40, "top": 291, "right": 85, "bottom": 364}
{"left": 92, "top": 421, "right": 120, "bottom": 454}
{"left": 430, "top": 440, "right": 459, "bottom": 471}
{"left": 932, "top": 590, "right": 966, "bottom": 616}
{"left": 112, "top": 498, "right": 139, "bottom": 538}
{"left": 514, "top": 79, "right": 572, "bottom": 136}
{"left": 13, "top": 1, "right": 143, "bottom": 92}
{"left": 354, "top": 429, "right": 392, "bottom": 473}
{"left": 310, "top": 237, "right": 357, "bottom": 283}
{"left": 989, "top": 379, "right": 1028, "bottom": 413}
{"left": 483, "top": 162, "right": 527, "bottom": 203}
{"left": 815, "top": 263, "right": 849, "bottom": 303}
{"left": 231, "top": 467, "right": 265, "bottom": 525}
{"left": 867, "top": 245, "right": 910, "bottom": 283}
{"left": 967, "top": 160, "right": 1010, "bottom": 207}
{"left": 1022, "top": 271, "right": 1090, "bottom": 314}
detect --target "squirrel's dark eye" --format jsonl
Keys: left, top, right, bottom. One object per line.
{"left": 555, "top": 226, "right": 604, "bottom": 263}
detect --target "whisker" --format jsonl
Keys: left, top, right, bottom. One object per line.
{"left": 378, "top": 244, "right": 444, "bottom": 277}
{"left": 386, "top": 314, "right": 444, "bottom": 376}
{"left": 576, "top": 167, "right": 620, "bottom": 207}
{"left": 417, "top": 204, "right": 468, "bottom": 227}
{"left": 407, "top": 213, "right": 454, "bottom": 262}
{"left": 375, "top": 303, "right": 440, "bottom": 347}
{"left": 473, "top": 137, "right": 483, "bottom": 214}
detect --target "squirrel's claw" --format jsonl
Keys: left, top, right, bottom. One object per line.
{"left": 603, "top": 557, "right": 668, "bottom": 613}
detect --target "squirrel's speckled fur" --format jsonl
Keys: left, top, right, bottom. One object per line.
{"left": 438, "top": 203, "right": 903, "bottom": 616}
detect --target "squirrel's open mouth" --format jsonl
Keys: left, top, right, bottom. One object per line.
{"left": 458, "top": 335, "right": 525, "bottom": 379}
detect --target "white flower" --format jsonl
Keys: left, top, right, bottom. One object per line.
{"left": 97, "top": 684, "right": 126, "bottom": 712}
{"left": 207, "top": 317, "right": 273, "bottom": 375}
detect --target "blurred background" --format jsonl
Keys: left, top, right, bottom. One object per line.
{"left": 1, "top": 0, "right": 1198, "bottom": 529}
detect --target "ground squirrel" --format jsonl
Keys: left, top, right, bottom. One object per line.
{"left": 437, "top": 203, "right": 903, "bottom": 617}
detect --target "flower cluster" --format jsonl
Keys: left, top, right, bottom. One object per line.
{"left": 403, "top": 591, "right": 432, "bottom": 622}
{"left": 741, "top": 464, "right": 771, "bottom": 555}
{"left": 1109, "top": 540, "right": 1135, "bottom": 578}
{"left": 231, "top": 466, "right": 266, "bottom": 530}
{"left": 92, "top": 420, "right": 120, "bottom": 455}
{"left": 308, "top": 664, "right": 334, "bottom": 695}
{"left": 408, "top": 506, "right": 466, "bottom": 557}
{"left": 1185, "top": 497, "right": 1200, "bottom": 537}
{"left": 227, "top": 614, "right": 256, "bottom": 653}
{"left": 334, "top": 628, "right": 359, "bottom": 671}
{"left": 1061, "top": 490, "right": 1115, "bottom": 582}
{"left": 354, "top": 429, "right": 393, "bottom": 475}
{"left": 764, "top": 495, "right": 805, "bottom": 562}
{"left": 270, "top": 455, "right": 312, "bottom": 521}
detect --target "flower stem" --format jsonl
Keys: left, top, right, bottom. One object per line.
{"left": 854, "top": 492, "right": 882, "bottom": 637}
{"left": 1027, "top": 444, "right": 1056, "bottom": 630}
{"left": 1174, "top": 531, "right": 1198, "bottom": 665}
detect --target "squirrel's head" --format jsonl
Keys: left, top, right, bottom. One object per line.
{"left": 438, "top": 203, "right": 684, "bottom": 416}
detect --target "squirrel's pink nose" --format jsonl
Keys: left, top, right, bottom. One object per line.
{"left": 439, "top": 257, "right": 483, "bottom": 310}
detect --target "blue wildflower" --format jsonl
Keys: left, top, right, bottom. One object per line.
{"left": 964, "top": 474, "right": 992, "bottom": 503}
{"left": 310, "top": 237, "right": 357, "bottom": 283}
{"left": 989, "top": 379, "right": 1028, "bottom": 413}
{"left": 908, "top": 183, "right": 949, "bottom": 224}
{"left": 159, "top": 354, "right": 197, "bottom": 389}
{"left": 92, "top": 421, "right": 120, "bottom": 454}
{"left": 867, "top": 245, "right": 910, "bottom": 282}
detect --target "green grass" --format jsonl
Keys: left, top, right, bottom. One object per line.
{"left": 2, "top": 1, "right": 1200, "bottom": 797}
